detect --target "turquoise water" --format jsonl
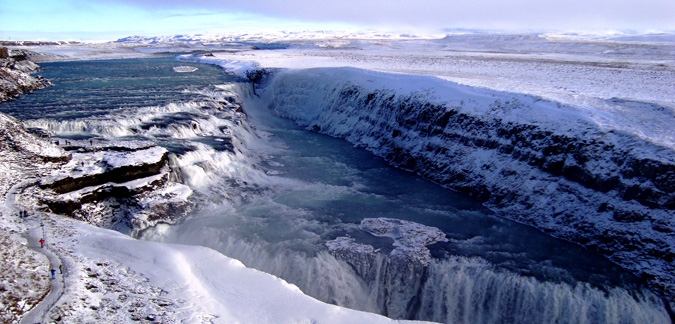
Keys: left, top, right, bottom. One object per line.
{"left": 0, "top": 57, "right": 241, "bottom": 120}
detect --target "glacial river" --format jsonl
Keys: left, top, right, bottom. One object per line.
{"left": 1, "top": 58, "right": 669, "bottom": 323}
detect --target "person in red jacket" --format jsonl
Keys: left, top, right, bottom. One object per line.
{"left": 39, "top": 238, "right": 45, "bottom": 248}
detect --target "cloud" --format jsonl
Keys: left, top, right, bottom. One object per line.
{"left": 3, "top": 0, "right": 674, "bottom": 41}
{"left": 104, "top": 0, "right": 675, "bottom": 31}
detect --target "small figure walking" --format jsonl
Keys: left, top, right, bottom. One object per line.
{"left": 50, "top": 268, "right": 56, "bottom": 279}
{"left": 89, "top": 139, "right": 93, "bottom": 146}
{"left": 39, "top": 238, "right": 45, "bottom": 248}
{"left": 59, "top": 264, "right": 63, "bottom": 274}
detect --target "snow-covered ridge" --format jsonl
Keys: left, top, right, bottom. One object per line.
{"left": 114, "top": 30, "right": 438, "bottom": 45}
{"left": 0, "top": 113, "right": 67, "bottom": 161}
{"left": 260, "top": 67, "right": 675, "bottom": 306}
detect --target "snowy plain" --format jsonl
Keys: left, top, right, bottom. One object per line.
{"left": 3, "top": 30, "right": 675, "bottom": 322}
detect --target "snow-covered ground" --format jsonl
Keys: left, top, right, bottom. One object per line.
{"left": 180, "top": 35, "right": 675, "bottom": 148}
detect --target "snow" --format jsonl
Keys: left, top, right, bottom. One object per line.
{"left": 178, "top": 54, "right": 261, "bottom": 79}
{"left": 255, "top": 65, "right": 675, "bottom": 305}
{"left": 27, "top": 214, "right": 427, "bottom": 323}
{"left": 51, "top": 145, "right": 166, "bottom": 180}
{"left": 191, "top": 43, "right": 675, "bottom": 151}
{"left": 0, "top": 230, "right": 50, "bottom": 322}
{"left": 357, "top": 218, "right": 448, "bottom": 265}
{"left": 327, "top": 218, "right": 450, "bottom": 266}
{"left": 172, "top": 65, "right": 198, "bottom": 73}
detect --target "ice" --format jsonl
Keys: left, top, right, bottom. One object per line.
{"left": 43, "top": 217, "right": 427, "bottom": 323}
{"left": 172, "top": 65, "right": 198, "bottom": 73}
{"left": 358, "top": 218, "right": 448, "bottom": 265}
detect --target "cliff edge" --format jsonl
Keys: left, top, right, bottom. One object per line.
{"left": 0, "top": 47, "right": 52, "bottom": 102}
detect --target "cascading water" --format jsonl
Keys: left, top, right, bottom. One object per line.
{"left": 1, "top": 58, "right": 670, "bottom": 323}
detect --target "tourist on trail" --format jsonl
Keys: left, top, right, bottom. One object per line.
{"left": 39, "top": 238, "right": 45, "bottom": 248}
{"left": 50, "top": 268, "right": 56, "bottom": 279}
{"left": 59, "top": 264, "right": 63, "bottom": 274}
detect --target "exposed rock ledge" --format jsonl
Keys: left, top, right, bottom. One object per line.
{"left": 36, "top": 141, "right": 192, "bottom": 234}
{"left": 0, "top": 47, "right": 52, "bottom": 102}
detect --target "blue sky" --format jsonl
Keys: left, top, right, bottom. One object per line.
{"left": 2, "top": 0, "right": 674, "bottom": 40}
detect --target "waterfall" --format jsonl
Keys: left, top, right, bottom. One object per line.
{"left": 143, "top": 219, "right": 670, "bottom": 323}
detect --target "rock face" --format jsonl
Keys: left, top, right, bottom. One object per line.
{"left": 0, "top": 109, "right": 191, "bottom": 234}
{"left": 264, "top": 68, "right": 675, "bottom": 306}
{"left": 0, "top": 48, "right": 52, "bottom": 102}
{"left": 327, "top": 218, "right": 449, "bottom": 319}
{"left": 37, "top": 142, "right": 192, "bottom": 234}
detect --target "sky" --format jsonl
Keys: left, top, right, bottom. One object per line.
{"left": 1, "top": 0, "right": 674, "bottom": 41}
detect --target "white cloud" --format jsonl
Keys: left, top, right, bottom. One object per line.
{"left": 106, "top": 0, "right": 675, "bottom": 31}
{"left": 2, "top": 0, "right": 674, "bottom": 40}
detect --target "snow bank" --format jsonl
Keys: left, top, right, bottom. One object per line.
{"left": 47, "top": 216, "right": 425, "bottom": 323}
{"left": 177, "top": 54, "right": 260, "bottom": 80}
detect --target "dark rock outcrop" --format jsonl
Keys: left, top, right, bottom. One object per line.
{"left": 41, "top": 151, "right": 169, "bottom": 194}
{"left": 0, "top": 49, "right": 52, "bottom": 102}
{"left": 35, "top": 142, "right": 191, "bottom": 233}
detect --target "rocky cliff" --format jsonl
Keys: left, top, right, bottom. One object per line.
{"left": 263, "top": 67, "right": 675, "bottom": 309}
{"left": 35, "top": 141, "right": 192, "bottom": 234}
{"left": 0, "top": 109, "right": 192, "bottom": 234}
{"left": 0, "top": 47, "right": 52, "bottom": 102}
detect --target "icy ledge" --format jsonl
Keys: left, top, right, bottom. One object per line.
{"left": 39, "top": 216, "right": 429, "bottom": 323}
{"left": 327, "top": 218, "right": 448, "bottom": 265}
{"left": 262, "top": 67, "right": 675, "bottom": 308}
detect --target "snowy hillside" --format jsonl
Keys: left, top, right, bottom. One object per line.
{"left": 0, "top": 48, "right": 52, "bottom": 101}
